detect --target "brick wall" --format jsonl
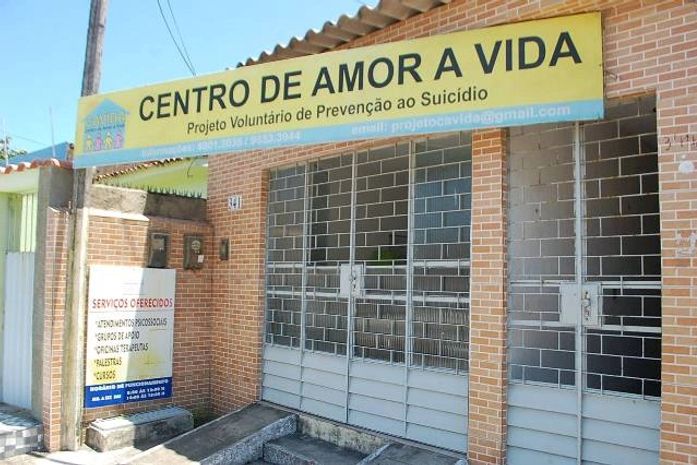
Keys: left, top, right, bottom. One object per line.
{"left": 209, "top": 141, "right": 386, "bottom": 413}
{"left": 205, "top": 1, "right": 697, "bottom": 463}
{"left": 40, "top": 206, "right": 213, "bottom": 451}
{"left": 79, "top": 213, "right": 213, "bottom": 426}
{"left": 468, "top": 129, "right": 508, "bottom": 465}
{"left": 42, "top": 208, "right": 70, "bottom": 451}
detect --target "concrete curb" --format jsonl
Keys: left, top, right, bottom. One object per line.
{"left": 263, "top": 440, "right": 315, "bottom": 465}
{"left": 119, "top": 406, "right": 296, "bottom": 465}
{"left": 86, "top": 407, "right": 193, "bottom": 452}
{"left": 202, "top": 415, "right": 296, "bottom": 465}
{"left": 355, "top": 443, "right": 392, "bottom": 465}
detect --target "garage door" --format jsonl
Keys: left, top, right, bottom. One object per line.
{"left": 507, "top": 96, "right": 661, "bottom": 465}
{"left": 262, "top": 132, "right": 471, "bottom": 452}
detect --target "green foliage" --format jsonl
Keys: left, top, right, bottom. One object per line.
{"left": 0, "top": 139, "right": 27, "bottom": 159}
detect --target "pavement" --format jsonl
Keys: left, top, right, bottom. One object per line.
{"left": 1, "top": 403, "right": 293, "bottom": 465}
{"left": 0, "top": 445, "right": 142, "bottom": 465}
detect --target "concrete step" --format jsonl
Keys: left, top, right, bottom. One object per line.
{"left": 121, "top": 403, "right": 296, "bottom": 465}
{"left": 86, "top": 406, "right": 193, "bottom": 452}
{"left": 0, "top": 404, "right": 42, "bottom": 460}
{"left": 263, "top": 433, "right": 366, "bottom": 465}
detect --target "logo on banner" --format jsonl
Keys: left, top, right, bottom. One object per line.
{"left": 83, "top": 99, "right": 128, "bottom": 153}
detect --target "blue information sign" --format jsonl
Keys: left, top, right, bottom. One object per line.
{"left": 84, "top": 377, "right": 172, "bottom": 409}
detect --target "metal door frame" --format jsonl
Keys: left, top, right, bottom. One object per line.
{"left": 572, "top": 121, "right": 662, "bottom": 464}
{"left": 262, "top": 136, "right": 472, "bottom": 450}
{"left": 508, "top": 115, "right": 662, "bottom": 465}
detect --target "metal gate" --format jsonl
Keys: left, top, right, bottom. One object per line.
{"left": 507, "top": 96, "right": 661, "bottom": 465}
{"left": 263, "top": 133, "right": 471, "bottom": 452}
{"left": 2, "top": 252, "right": 35, "bottom": 409}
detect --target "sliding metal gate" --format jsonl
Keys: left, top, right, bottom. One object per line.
{"left": 2, "top": 193, "right": 37, "bottom": 409}
{"left": 2, "top": 252, "right": 35, "bottom": 409}
{"left": 263, "top": 133, "right": 471, "bottom": 452}
{"left": 507, "top": 96, "right": 661, "bottom": 465}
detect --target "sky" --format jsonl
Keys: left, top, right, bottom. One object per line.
{"left": 0, "top": 0, "right": 378, "bottom": 153}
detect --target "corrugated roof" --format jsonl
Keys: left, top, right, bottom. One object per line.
{"left": 242, "top": 0, "right": 451, "bottom": 66}
{"left": 10, "top": 142, "right": 73, "bottom": 163}
{"left": 0, "top": 159, "right": 72, "bottom": 175}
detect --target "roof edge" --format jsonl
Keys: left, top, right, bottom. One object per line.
{"left": 241, "top": 0, "right": 451, "bottom": 67}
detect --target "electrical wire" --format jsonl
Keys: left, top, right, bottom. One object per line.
{"left": 166, "top": 0, "right": 196, "bottom": 74}
{"left": 156, "top": 0, "right": 196, "bottom": 75}
{"left": 10, "top": 134, "right": 48, "bottom": 146}
{"left": 156, "top": 0, "right": 195, "bottom": 75}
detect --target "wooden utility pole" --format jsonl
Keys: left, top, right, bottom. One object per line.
{"left": 62, "top": 0, "right": 108, "bottom": 450}
{"left": 81, "top": 0, "right": 108, "bottom": 97}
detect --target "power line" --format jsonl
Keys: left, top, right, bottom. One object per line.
{"left": 0, "top": 116, "right": 50, "bottom": 147}
{"left": 7, "top": 133, "right": 48, "bottom": 147}
{"left": 166, "top": 0, "right": 195, "bottom": 73}
{"left": 156, "top": 0, "right": 196, "bottom": 75}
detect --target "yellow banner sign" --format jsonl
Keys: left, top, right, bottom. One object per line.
{"left": 74, "top": 12, "right": 603, "bottom": 167}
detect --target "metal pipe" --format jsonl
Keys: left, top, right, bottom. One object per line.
{"left": 344, "top": 151, "right": 358, "bottom": 423}
{"left": 573, "top": 121, "right": 584, "bottom": 465}
{"left": 509, "top": 319, "right": 661, "bottom": 334}
{"left": 267, "top": 289, "right": 470, "bottom": 304}
{"left": 403, "top": 141, "right": 416, "bottom": 435}
{"left": 510, "top": 278, "right": 661, "bottom": 289}
{"left": 299, "top": 164, "right": 310, "bottom": 403}
{"left": 267, "top": 259, "right": 471, "bottom": 270}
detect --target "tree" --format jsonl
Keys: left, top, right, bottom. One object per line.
{"left": 0, "top": 137, "right": 27, "bottom": 159}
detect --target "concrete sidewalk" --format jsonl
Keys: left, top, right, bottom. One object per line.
{"left": 1, "top": 445, "right": 142, "bottom": 465}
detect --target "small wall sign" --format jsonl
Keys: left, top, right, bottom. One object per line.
{"left": 677, "top": 231, "right": 697, "bottom": 257}
{"left": 228, "top": 195, "right": 242, "bottom": 212}
{"left": 85, "top": 266, "right": 176, "bottom": 408}
{"left": 184, "top": 235, "right": 205, "bottom": 269}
